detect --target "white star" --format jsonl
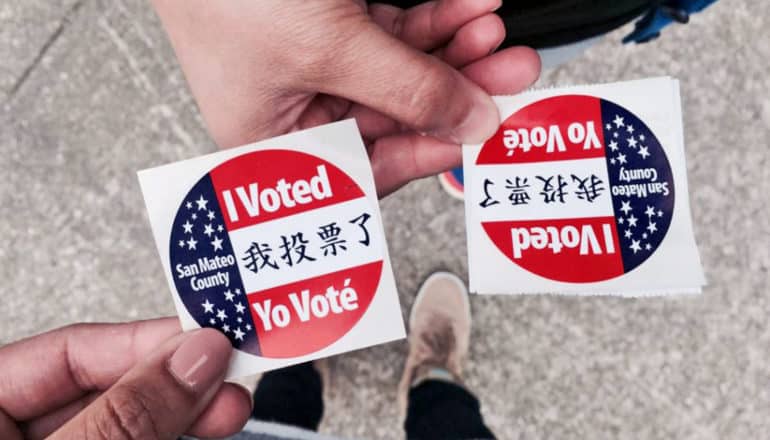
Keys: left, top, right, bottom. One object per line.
{"left": 209, "top": 318, "right": 216, "bottom": 325}
{"left": 224, "top": 290, "right": 235, "bottom": 302}
{"left": 639, "top": 134, "right": 646, "bottom": 141}
{"left": 216, "top": 309, "right": 227, "bottom": 321}
{"left": 195, "top": 195, "right": 208, "bottom": 210}
{"left": 186, "top": 201, "right": 193, "bottom": 209}
{"left": 246, "top": 324, "right": 252, "bottom": 331}
{"left": 211, "top": 236, "right": 223, "bottom": 252}
{"left": 624, "top": 229, "right": 632, "bottom": 238}
{"left": 235, "top": 288, "right": 241, "bottom": 295}
{"left": 235, "top": 302, "right": 246, "bottom": 314}
{"left": 638, "top": 146, "right": 650, "bottom": 159}
{"left": 613, "top": 115, "right": 625, "bottom": 128}
{"left": 626, "top": 124, "right": 635, "bottom": 134}
{"left": 233, "top": 327, "right": 245, "bottom": 341}
{"left": 182, "top": 221, "right": 193, "bottom": 234}
{"left": 645, "top": 206, "right": 656, "bottom": 217}
{"left": 217, "top": 225, "right": 224, "bottom": 232}
{"left": 207, "top": 210, "right": 215, "bottom": 220}
{"left": 627, "top": 137, "right": 638, "bottom": 149}
{"left": 618, "top": 217, "right": 625, "bottom": 224}
{"left": 237, "top": 317, "right": 243, "bottom": 323}
{"left": 628, "top": 215, "right": 638, "bottom": 227}
{"left": 630, "top": 240, "right": 642, "bottom": 254}
{"left": 645, "top": 243, "right": 652, "bottom": 251}
{"left": 202, "top": 299, "right": 214, "bottom": 313}
{"left": 610, "top": 158, "right": 616, "bottom": 165}
{"left": 613, "top": 132, "right": 619, "bottom": 138}
{"left": 222, "top": 324, "right": 230, "bottom": 333}
{"left": 186, "top": 237, "right": 198, "bottom": 250}
{"left": 605, "top": 123, "right": 612, "bottom": 131}
{"left": 617, "top": 153, "right": 627, "bottom": 164}
{"left": 191, "top": 213, "right": 197, "bottom": 220}
{"left": 608, "top": 140, "right": 619, "bottom": 151}
{"left": 647, "top": 222, "right": 658, "bottom": 234}
{"left": 642, "top": 232, "right": 648, "bottom": 239}
{"left": 203, "top": 224, "right": 214, "bottom": 237}
{"left": 658, "top": 210, "right": 664, "bottom": 217}
{"left": 178, "top": 240, "right": 185, "bottom": 248}
{"left": 620, "top": 200, "right": 632, "bottom": 215}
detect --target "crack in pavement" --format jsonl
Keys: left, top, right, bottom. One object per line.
{"left": 6, "top": 0, "right": 85, "bottom": 101}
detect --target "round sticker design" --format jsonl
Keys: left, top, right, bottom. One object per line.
{"left": 475, "top": 95, "right": 675, "bottom": 283}
{"left": 169, "top": 150, "right": 384, "bottom": 358}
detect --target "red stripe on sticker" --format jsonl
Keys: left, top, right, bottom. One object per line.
{"left": 247, "top": 260, "right": 383, "bottom": 358}
{"left": 210, "top": 150, "right": 365, "bottom": 231}
{"left": 481, "top": 216, "right": 623, "bottom": 283}
{"left": 477, "top": 95, "right": 606, "bottom": 165}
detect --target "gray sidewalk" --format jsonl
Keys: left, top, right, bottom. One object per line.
{"left": 2, "top": 1, "right": 769, "bottom": 438}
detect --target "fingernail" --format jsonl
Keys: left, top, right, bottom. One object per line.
{"left": 168, "top": 329, "right": 232, "bottom": 392}
{"left": 452, "top": 98, "right": 500, "bottom": 144}
{"left": 490, "top": 0, "right": 503, "bottom": 12}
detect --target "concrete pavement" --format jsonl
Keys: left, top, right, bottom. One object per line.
{"left": 1, "top": 1, "right": 768, "bottom": 438}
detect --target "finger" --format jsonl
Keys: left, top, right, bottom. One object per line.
{"left": 368, "top": 48, "right": 540, "bottom": 195}
{"left": 353, "top": 46, "right": 541, "bottom": 141}
{"left": 460, "top": 45, "right": 541, "bottom": 94}
{"left": 355, "top": 3, "right": 504, "bottom": 140}
{"left": 21, "top": 393, "right": 100, "bottom": 440}
{"left": 0, "top": 318, "right": 180, "bottom": 421}
{"left": 369, "top": 0, "right": 501, "bottom": 51}
{"left": 50, "top": 329, "right": 246, "bottom": 440}
{"left": 318, "top": 24, "right": 499, "bottom": 144}
{"left": 347, "top": 105, "right": 404, "bottom": 143}
{"left": 21, "top": 383, "right": 250, "bottom": 440}
{"left": 433, "top": 13, "right": 505, "bottom": 68}
{"left": 294, "top": 94, "right": 352, "bottom": 131}
{"left": 185, "top": 383, "right": 252, "bottom": 438}
{"left": 351, "top": 13, "right": 507, "bottom": 140}
{"left": 369, "top": 134, "right": 462, "bottom": 197}
{"left": 0, "top": 409, "right": 22, "bottom": 440}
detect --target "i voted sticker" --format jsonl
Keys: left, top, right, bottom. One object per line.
{"left": 475, "top": 95, "right": 674, "bottom": 282}
{"left": 140, "top": 120, "right": 404, "bottom": 377}
{"left": 464, "top": 78, "right": 705, "bottom": 295}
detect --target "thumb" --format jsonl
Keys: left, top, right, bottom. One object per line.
{"left": 316, "top": 22, "right": 499, "bottom": 144}
{"left": 50, "top": 329, "right": 232, "bottom": 440}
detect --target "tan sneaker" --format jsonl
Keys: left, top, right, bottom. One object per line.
{"left": 397, "top": 271, "right": 471, "bottom": 417}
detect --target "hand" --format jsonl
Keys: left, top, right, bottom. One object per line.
{"left": 152, "top": 0, "right": 540, "bottom": 196}
{"left": 0, "top": 319, "right": 251, "bottom": 439}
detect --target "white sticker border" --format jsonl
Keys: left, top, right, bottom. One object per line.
{"left": 139, "top": 119, "right": 405, "bottom": 378}
{"left": 464, "top": 77, "right": 706, "bottom": 296}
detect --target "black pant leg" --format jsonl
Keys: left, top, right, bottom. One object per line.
{"left": 404, "top": 379, "right": 495, "bottom": 440}
{"left": 251, "top": 362, "right": 324, "bottom": 431}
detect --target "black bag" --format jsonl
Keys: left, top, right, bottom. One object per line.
{"left": 374, "top": 0, "right": 653, "bottom": 48}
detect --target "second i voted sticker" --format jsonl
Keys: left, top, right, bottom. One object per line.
{"left": 139, "top": 120, "right": 404, "bottom": 378}
{"left": 463, "top": 77, "right": 705, "bottom": 296}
